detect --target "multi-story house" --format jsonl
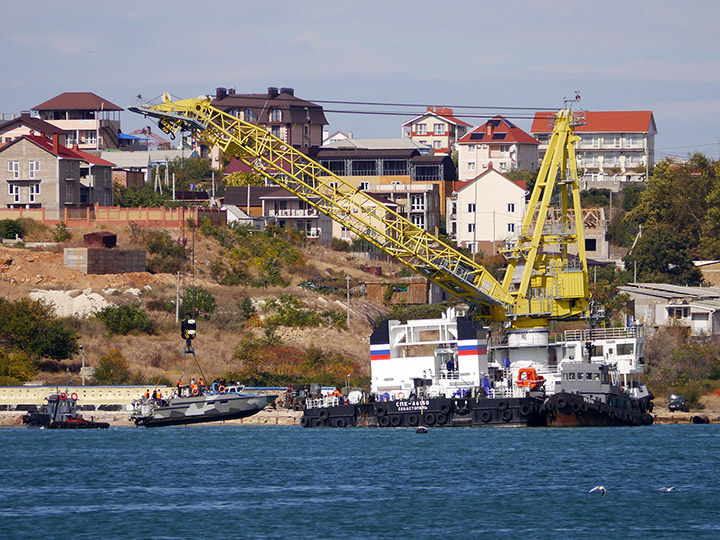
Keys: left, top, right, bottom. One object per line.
{"left": 0, "top": 112, "right": 66, "bottom": 145}
{"left": 313, "top": 143, "right": 456, "bottom": 220}
{"left": 531, "top": 110, "right": 657, "bottom": 188}
{"left": 402, "top": 106, "right": 472, "bottom": 155}
{"left": 0, "top": 134, "right": 114, "bottom": 219}
{"left": 32, "top": 92, "right": 123, "bottom": 150}
{"left": 260, "top": 187, "right": 333, "bottom": 242}
{"left": 446, "top": 168, "right": 527, "bottom": 256}
{"left": 205, "top": 86, "right": 328, "bottom": 169}
{"left": 456, "top": 116, "right": 539, "bottom": 181}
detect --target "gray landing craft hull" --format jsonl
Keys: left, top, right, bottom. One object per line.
{"left": 134, "top": 394, "right": 277, "bottom": 427}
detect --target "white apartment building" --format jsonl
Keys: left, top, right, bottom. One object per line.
{"left": 531, "top": 110, "right": 657, "bottom": 190}
{"left": 446, "top": 168, "right": 528, "bottom": 256}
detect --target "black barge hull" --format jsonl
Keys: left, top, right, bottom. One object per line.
{"left": 301, "top": 393, "right": 653, "bottom": 428}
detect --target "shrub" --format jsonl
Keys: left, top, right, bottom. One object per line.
{"left": 52, "top": 222, "right": 71, "bottom": 243}
{"left": 92, "top": 350, "right": 131, "bottom": 385}
{"left": 96, "top": 304, "right": 154, "bottom": 335}
{"left": 0, "top": 298, "right": 79, "bottom": 360}
{"left": 0, "top": 219, "right": 24, "bottom": 240}
{"left": 179, "top": 285, "right": 217, "bottom": 320}
{"left": 0, "top": 348, "right": 37, "bottom": 385}
{"left": 145, "top": 230, "right": 188, "bottom": 273}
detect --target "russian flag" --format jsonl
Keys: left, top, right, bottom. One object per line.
{"left": 457, "top": 340, "right": 486, "bottom": 356}
{"left": 370, "top": 344, "right": 391, "bottom": 361}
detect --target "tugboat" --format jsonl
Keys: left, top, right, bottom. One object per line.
{"left": 301, "top": 308, "right": 654, "bottom": 428}
{"left": 22, "top": 392, "right": 110, "bottom": 429}
{"left": 131, "top": 319, "right": 277, "bottom": 427}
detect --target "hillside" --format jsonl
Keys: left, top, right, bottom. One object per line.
{"left": 0, "top": 224, "right": 394, "bottom": 387}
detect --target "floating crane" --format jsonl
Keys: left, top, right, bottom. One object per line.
{"left": 130, "top": 94, "right": 591, "bottom": 329}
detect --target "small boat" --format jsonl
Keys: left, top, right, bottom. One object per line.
{"left": 22, "top": 392, "right": 110, "bottom": 429}
{"left": 131, "top": 319, "right": 277, "bottom": 427}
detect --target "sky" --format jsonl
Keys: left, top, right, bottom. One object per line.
{"left": 1, "top": 0, "right": 719, "bottom": 160}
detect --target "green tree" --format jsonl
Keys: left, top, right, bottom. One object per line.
{"left": 145, "top": 230, "right": 188, "bottom": 273}
{"left": 225, "top": 172, "right": 264, "bottom": 187}
{"left": 96, "top": 304, "right": 154, "bottom": 335}
{"left": 623, "top": 224, "right": 703, "bottom": 285}
{"left": 114, "top": 183, "right": 172, "bottom": 207}
{"left": 0, "top": 219, "right": 24, "bottom": 239}
{"left": 0, "top": 348, "right": 36, "bottom": 385}
{"left": 92, "top": 350, "right": 131, "bottom": 385}
{"left": 179, "top": 286, "right": 217, "bottom": 320}
{"left": 0, "top": 298, "right": 79, "bottom": 360}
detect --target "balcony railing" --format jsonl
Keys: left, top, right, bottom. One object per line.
{"left": 267, "top": 208, "right": 318, "bottom": 218}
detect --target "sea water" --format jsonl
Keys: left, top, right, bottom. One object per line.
{"left": 1, "top": 424, "right": 718, "bottom": 540}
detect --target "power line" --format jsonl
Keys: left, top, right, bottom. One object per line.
{"left": 312, "top": 99, "right": 556, "bottom": 112}
{"left": 321, "top": 108, "right": 540, "bottom": 120}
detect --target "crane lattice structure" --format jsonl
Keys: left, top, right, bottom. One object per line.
{"left": 130, "top": 94, "right": 590, "bottom": 329}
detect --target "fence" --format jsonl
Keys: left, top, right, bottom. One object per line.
{"left": 0, "top": 205, "right": 226, "bottom": 228}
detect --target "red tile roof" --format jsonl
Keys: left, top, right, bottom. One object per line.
{"left": 457, "top": 168, "right": 527, "bottom": 193}
{"left": 33, "top": 92, "right": 123, "bottom": 111}
{"left": 0, "top": 113, "right": 65, "bottom": 136}
{"left": 14, "top": 135, "right": 115, "bottom": 166}
{"left": 458, "top": 116, "right": 539, "bottom": 145}
{"left": 531, "top": 110, "right": 656, "bottom": 133}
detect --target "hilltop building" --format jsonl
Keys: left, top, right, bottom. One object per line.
{"left": 531, "top": 110, "right": 657, "bottom": 189}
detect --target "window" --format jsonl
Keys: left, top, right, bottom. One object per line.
{"left": 29, "top": 160, "right": 40, "bottom": 179}
{"left": 468, "top": 223, "right": 475, "bottom": 233}
{"left": 433, "top": 123, "right": 446, "bottom": 135}
{"left": 8, "top": 184, "right": 19, "bottom": 202}
{"left": 65, "top": 132, "right": 75, "bottom": 146}
{"left": 467, "top": 203, "right": 476, "bottom": 212}
{"left": 243, "top": 109, "right": 257, "bottom": 122}
{"left": 585, "top": 238, "right": 597, "bottom": 251}
{"left": 507, "top": 223, "right": 515, "bottom": 233}
{"left": 415, "top": 123, "right": 427, "bottom": 135}
{"left": 270, "top": 108, "right": 282, "bottom": 122}
{"left": 468, "top": 162, "right": 475, "bottom": 171}
{"left": 29, "top": 183, "right": 40, "bottom": 202}
{"left": 410, "top": 194, "right": 425, "bottom": 211}
{"left": 468, "top": 144, "right": 476, "bottom": 152}
{"left": 359, "top": 182, "right": 369, "bottom": 191}
{"left": 85, "top": 130, "right": 97, "bottom": 145}
{"left": 433, "top": 140, "right": 442, "bottom": 149}
{"left": 507, "top": 202, "right": 515, "bottom": 213}
{"left": 411, "top": 214, "right": 425, "bottom": 229}
{"left": 8, "top": 160, "right": 19, "bottom": 179}
{"left": 329, "top": 182, "right": 338, "bottom": 189}
{"left": 65, "top": 188, "right": 73, "bottom": 203}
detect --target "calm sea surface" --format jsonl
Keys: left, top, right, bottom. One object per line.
{"left": 1, "top": 424, "right": 719, "bottom": 540}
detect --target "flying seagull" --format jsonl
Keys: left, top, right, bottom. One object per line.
{"left": 589, "top": 486, "right": 606, "bottom": 498}
{"left": 660, "top": 486, "right": 676, "bottom": 492}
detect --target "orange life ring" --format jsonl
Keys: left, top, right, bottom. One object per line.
{"left": 59, "top": 393, "right": 67, "bottom": 401}
{"left": 397, "top": 392, "right": 405, "bottom": 400}
{"left": 70, "top": 393, "right": 78, "bottom": 400}
{"left": 192, "top": 388, "right": 199, "bottom": 396}
{"left": 218, "top": 386, "right": 226, "bottom": 394}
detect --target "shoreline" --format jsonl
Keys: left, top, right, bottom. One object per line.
{"left": 2, "top": 408, "right": 718, "bottom": 428}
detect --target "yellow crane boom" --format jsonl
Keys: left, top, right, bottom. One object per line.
{"left": 130, "top": 94, "right": 591, "bottom": 328}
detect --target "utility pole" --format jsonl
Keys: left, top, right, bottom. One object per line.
{"left": 346, "top": 275, "right": 351, "bottom": 327}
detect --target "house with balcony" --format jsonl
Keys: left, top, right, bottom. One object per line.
{"left": 313, "top": 143, "right": 455, "bottom": 219}
{"left": 531, "top": 110, "right": 657, "bottom": 189}
{"left": 456, "top": 116, "right": 539, "bottom": 181}
{"left": 446, "top": 168, "right": 527, "bottom": 256}
{"left": 0, "top": 112, "right": 66, "bottom": 145}
{"left": 32, "top": 92, "right": 123, "bottom": 150}
{"left": 402, "top": 106, "right": 472, "bottom": 155}
{"left": 205, "top": 86, "right": 328, "bottom": 169}
{"left": 260, "top": 187, "right": 333, "bottom": 242}
{"left": 0, "top": 134, "right": 114, "bottom": 219}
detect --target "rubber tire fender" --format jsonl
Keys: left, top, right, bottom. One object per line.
{"left": 556, "top": 397, "right": 567, "bottom": 409}
{"left": 407, "top": 414, "right": 420, "bottom": 427}
{"left": 520, "top": 404, "right": 531, "bottom": 416}
{"left": 319, "top": 409, "right": 329, "bottom": 420}
{"left": 300, "top": 416, "right": 309, "bottom": 427}
{"left": 376, "top": 406, "right": 387, "bottom": 417}
{"left": 439, "top": 404, "right": 450, "bottom": 415}
{"left": 379, "top": 416, "right": 391, "bottom": 427}
{"left": 497, "top": 400, "right": 508, "bottom": 411}
{"left": 436, "top": 413, "right": 447, "bottom": 425}
{"left": 390, "top": 415, "right": 402, "bottom": 427}
{"left": 502, "top": 409, "right": 513, "bottom": 422}
{"left": 423, "top": 413, "right": 436, "bottom": 425}
{"left": 480, "top": 410, "right": 492, "bottom": 423}
{"left": 335, "top": 418, "right": 347, "bottom": 428}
